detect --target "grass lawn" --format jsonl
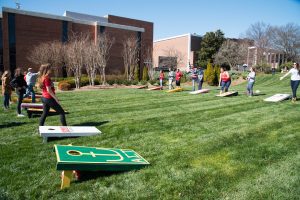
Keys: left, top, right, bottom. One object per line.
{"left": 0, "top": 74, "right": 299, "bottom": 199}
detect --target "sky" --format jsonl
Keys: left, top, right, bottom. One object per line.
{"left": 1, "top": 0, "right": 300, "bottom": 40}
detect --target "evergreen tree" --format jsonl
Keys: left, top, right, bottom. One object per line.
{"left": 213, "top": 64, "right": 221, "bottom": 86}
{"left": 204, "top": 61, "right": 215, "bottom": 85}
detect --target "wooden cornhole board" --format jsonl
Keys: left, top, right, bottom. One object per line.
{"left": 54, "top": 144, "right": 149, "bottom": 189}
{"left": 216, "top": 91, "right": 238, "bottom": 97}
{"left": 147, "top": 86, "right": 161, "bottom": 91}
{"left": 26, "top": 108, "right": 69, "bottom": 118}
{"left": 12, "top": 97, "right": 41, "bottom": 103}
{"left": 136, "top": 85, "right": 148, "bottom": 89}
{"left": 21, "top": 103, "right": 43, "bottom": 109}
{"left": 189, "top": 89, "right": 210, "bottom": 94}
{"left": 264, "top": 94, "right": 290, "bottom": 102}
{"left": 28, "top": 94, "right": 42, "bottom": 98}
{"left": 167, "top": 88, "right": 183, "bottom": 93}
{"left": 39, "top": 126, "right": 100, "bottom": 143}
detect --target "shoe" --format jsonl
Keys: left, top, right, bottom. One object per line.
{"left": 17, "top": 114, "right": 25, "bottom": 117}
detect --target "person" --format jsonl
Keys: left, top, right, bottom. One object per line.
{"left": 38, "top": 64, "right": 67, "bottom": 126}
{"left": 246, "top": 67, "right": 256, "bottom": 96}
{"left": 10, "top": 68, "right": 27, "bottom": 117}
{"left": 197, "top": 66, "right": 204, "bottom": 90}
{"left": 280, "top": 62, "right": 300, "bottom": 102}
{"left": 168, "top": 68, "right": 175, "bottom": 90}
{"left": 271, "top": 66, "right": 276, "bottom": 76}
{"left": 175, "top": 68, "right": 183, "bottom": 88}
{"left": 219, "top": 65, "right": 231, "bottom": 94}
{"left": 23, "top": 68, "right": 39, "bottom": 103}
{"left": 191, "top": 66, "right": 198, "bottom": 91}
{"left": 159, "top": 70, "right": 164, "bottom": 90}
{"left": 1, "top": 70, "right": 12, "bottom": 110}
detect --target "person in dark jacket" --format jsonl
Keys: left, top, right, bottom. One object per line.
{"left": 10, "top": 68, "right": 27, "bottom": 117}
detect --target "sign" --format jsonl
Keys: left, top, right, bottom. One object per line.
{"left": 39, "top": 126, "right": 101, "bottom": 142}
{"left": 54, "top": 145, "right": 150, "bottom": 171}
{"left": 264, "top": 94, "right": 290, "bottom": 102}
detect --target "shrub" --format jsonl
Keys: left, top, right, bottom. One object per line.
{"left": 149, "top": 79, "right": 157, "bottom": 85}
{"left": 204, "top": 62, "right": 215, "bottom": 85}
{"left": 140, "top": 80, "right": 148, "bottom": 85}
{"left": 123, "top": 80, "right": 131, "bottom": 86}
{"left": 58, "top": 81, "right": 72, "bottom": 91}
{"left": 132, "top": 80, "right": 138, "bottom": 85}
{"left": 107, "top": 80, "right": 115, "bottom": 85}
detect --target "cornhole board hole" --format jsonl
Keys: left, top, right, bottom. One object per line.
{"left": 147, "top": 86, "right": 161, "bottom": 91}
{"left": 21, "top": 103, "right": 43, "bottom": 109}
{"left": 26, "top": 108, "right": 69, "bottom": 118}
{"left": 54, "top": 144, "right": 150, "bottom": 189}
{"left": 136, "top": 85, "right": 148, "bottom": 89}
{"left": 264, "top": 94, "right": 291, "bottom": 102}
{"left": 216, "top": 91, "right": 238, "bottom": 97}
{"left": 167, "top": 88, "right": 183, "bottom": 93}
{"left": 39, "top": 126, "right": 100, "bottom": 143}
{"left": 189, "top": 89, "right": 210, "bottom": 94}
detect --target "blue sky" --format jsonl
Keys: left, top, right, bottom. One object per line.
{"left": 1, "top": 0, "right": 300, "bottom": 40}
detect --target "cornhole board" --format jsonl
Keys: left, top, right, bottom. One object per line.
{"left": 54, "top": 144, "right": 149, "bottom": 189}
{"left": 216, "top": 91, "right": 238, "bottom": 97}
{"left": 29, "top": 94, "right": 42, "bottom": 98}
{"left": 26, "top": 108, "right": 69, "bottom": 118}
{"left": 136, "top": 85, "right": 148, "bottom": 89}
{"left": 167, "top": 88, "right": 183, "bottom": 93}
{"left": 12, "top": 97, "right": 41, "bottom": 103}
{"left": 147, "top": 86, "right": 161, "bottom": 91}
{"left": 264, "top": 94, "right": 291, "bottom": 102}
{"left": 39, "top": 126, "right": 100, "bottom": 143}
{"left": 189, "top": 89, "right": 210, "bottom": 94}
{"left": 21, "top": 103, "right": 43, "bottom": 109}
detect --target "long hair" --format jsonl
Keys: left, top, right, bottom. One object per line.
{"left": 38, "top": 63, "right": 51, "bottom": 89}
{"left": 1, "top": 70, "right": 11, "bottom": 80}
{"left": 14, "top": 68, "right": 23, "bottom": 77}
{"left": 295, "top": 63, "right": 300, "bottom": 75}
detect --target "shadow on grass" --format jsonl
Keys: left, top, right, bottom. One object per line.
{"left": 73, "top": 171, "right": 127, "bottom": 183}
{"left": 0, "top": 122, "right": 27, "bottom": 129}
{"left": 72, "top": 120, "right": 109, "bottom": 127}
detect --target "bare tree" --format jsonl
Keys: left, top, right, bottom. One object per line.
{"left": 122, "top": 36, "right": 139, "bottom": 81}
{"left": 246, "top": 22, "right": 272, "bottom": 66}
{"left": 84, "top": 40, "right": 96, "bottom": 86}
{"left": 95, "top": 34, "right": 115, "bottom": 85}
{"left": 214, "top": 39, "right": 249, "bottom": 70}
{"left": 270, "top": 23, "right": 300, "bottom": 62}
{"left": 162, "top": 47, "right": 185, "bottom": 69}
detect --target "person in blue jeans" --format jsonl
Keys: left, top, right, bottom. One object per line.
{"left": 197, "top": 66, "right": 204, "bottom": 90}
{"left": 280, "top": 62, "right": 300, "bottom": 102}
{"left": 23, "top": 68, "right": 39, "bottom": 103}
{"left": 191, "top": 66, "right": 198, "bottom": 91}
{"left": 246, "top": 67, "right": 256, "bottom": 96}
{"left": 218, "top": 65, "right": 231, "bottom": 94}
{"left": 1, "top": 70, "right": 12, "bottom": 109}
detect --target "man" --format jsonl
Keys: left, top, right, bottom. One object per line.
{"left": 197, "top": 66, "right": 204, "bottom": 90}
{"left": 23, "top": 68, "right": 39, "bottom": 103}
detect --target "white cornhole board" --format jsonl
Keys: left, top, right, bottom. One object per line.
{"left": 39, "top": 126, "right": 101, "bottom": 143}
{"left": 189, "top": 89, "right": 210, "bottom": 94}
{"left": 264, "top": 94, "right": 291, "bottom": 102}
{"left": 21, "top": 103, "right": 43, "bottom": 109}
{"left": 216, "top": 91, "right": 238, "bottom": 97}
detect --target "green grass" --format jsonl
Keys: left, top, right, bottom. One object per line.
{"left": 0, "top": 74, "right": 299, "bottom": 200}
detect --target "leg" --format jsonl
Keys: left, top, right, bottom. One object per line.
{"left": 17, "top": 91, "right": 24, "bottom": 114}
{"left": 221, "top": 81, "right": 225, "bottom": 93}
{"left": 61, "top": 170, "right": 73, "bottom": 189}
{"left": 246, "top": 82, "right": 251, "bottom": 95}
{"left": 198, "top": 81, "right": 203, "bottom": 90}
{"left": 291, "top": 80, "right": 296, "bottom": 99}
{"left": 47, "top": 99, "right": 67, "bottom": 126}
{"left": 192, "top": 80, "right": 195, "bottom": 91}
{"left": 225, "top": 80, "right": 231, "bottom": 92}
{"left": 169, "top": 79, "right": 172, "bottom": 90}
{"left": 4, "top": 94, "right": 10, "bottom": 108}
{"left": 30, "top": 86, "right": 36, "bottom": 103}
{"left": 39, "top": 98, "right": 51, "bottom": 126}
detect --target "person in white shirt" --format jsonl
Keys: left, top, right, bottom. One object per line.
{"left": 280, "top": 62, "right": 300, "bottom": 102}
{"left": 246, "top": 67, "right": 256, "bottom": 96}
{"left": 168, "top": 68, "right": 175, "bottom": 90}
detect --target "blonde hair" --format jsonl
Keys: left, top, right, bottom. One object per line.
{"left": 1, "top": 70, "right": 11, "bottom": 80}
{"left": 38, "top": 63, "right": 52, "bottom": 89}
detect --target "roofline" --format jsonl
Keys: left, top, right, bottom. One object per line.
{"left": 2, "top": 7, "right": 145, "bottom": 32}
{"left": 154, "top": 33, "right": 201, "bottom": 43}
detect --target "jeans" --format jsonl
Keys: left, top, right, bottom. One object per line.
{"left": 160, "top": 79, "right": 163, "bottom": 88}
{"left": 39, "top": 97, "right": 67, "bottom": 126}
{"left": 192, "top": 79, "right": 197, "bottom": 91}
{"left": 221, "top": 80, "right": 231, "bottom": 92}
{"left": 23, "top": 84, "right": 36, "bottom": 103}
{"left": 247, "top": 81, "right": 255, "bottom": 96}
{"left": 291, "top": 80, "right": 300, "bottom": 98}
{"left": 176, "top": 80, "right": 180, "bottom": 87}
{"left": 16, "top": 90, "right": 25, "bottom": 114}
{"left": 169, "top": 79, "right": 174, "bottom": 90}
{"left": 198, "top": 81, "right": 203, "bottom": 90}
{"left": 3, "top": 93, "right": 10, "bottom": 108}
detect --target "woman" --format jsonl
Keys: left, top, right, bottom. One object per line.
{"left": 38, "top": 64, "right": 67, "bottom": 126}
{"left": 175, "top": 68, "right": 183, "bottom": 88}
{"left": 218, "top": 65, "right": 231, "bottom": 94}
{"left": 10, "top": 68, "right": 27, "bottom": 117}
{"left": 168, "top": 68, "right": 175, "bottom": 90}
{"left": 159, "top": 70, "right": 164, "bottom": 90}
{"left": 246, "top": 67, "right": 256, "bottom": 96}
{"left": 1, "top": 70, "right": 12, "bottom": 109}
{"left": 280, "top": 62, "right": 300, "bottom": 102}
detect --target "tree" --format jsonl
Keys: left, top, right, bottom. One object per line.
{"left": 270, "top": 23, "right": 300, "bottom": 62}
{"left": 162, "top": 47, "right": 185, "bottom": 69}
{"left": 197, "top": 29, "right": 225, "bottom": 66}
{"left": 142, "top": 66, "right": 149, "bottom": 81}
{"left": 122, "top": 36, "right": 140, "bottom": 81}
{"left": 214, "top": 39, "right": 249, "bottom": 70}
{"left": 143, "top": 47, "right": 154, "bottom": 80}
{"left": 204, "top": 61, "right": 215, "bottom": 85}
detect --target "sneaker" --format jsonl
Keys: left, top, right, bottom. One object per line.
{"left": 17, "top": 114, "right": 25, "bottom": 117}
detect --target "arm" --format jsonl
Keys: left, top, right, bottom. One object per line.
{"left": 280, "top": 70, "right": 291, "bottom": 80}
{"left": 46, "top": 86, "right": 60, "bottom": 104}
{"left": 218, "top": 73, "right": 221, "bottom": 87}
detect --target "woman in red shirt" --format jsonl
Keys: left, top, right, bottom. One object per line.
{"left": 218, "top": 65, "right": 231, "bottom": 94}
{"left": 159, "top": 70, "right": 164, "bottom": 89}
{"left": 38, "top": 64, "right": 67, "bottom": 126}
{"left": 175, "top": 69, "right": 183, "bottom": 88}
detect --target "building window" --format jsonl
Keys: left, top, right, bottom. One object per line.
{"left": 99, "top": 26, "right": 105, "bottom": 34}
{"left": 62, "top": 21, "right": 68, "bottom": 43}
{"left": 8, "top": 13, "right": 16, "bottom": 74}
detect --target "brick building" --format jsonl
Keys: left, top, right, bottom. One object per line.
{"left": 0, "top": 7, "right": 153, "bottom": 76}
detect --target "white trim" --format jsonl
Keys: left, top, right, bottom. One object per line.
{"left": 187, "top": 33, "right": 191, "bottom": 68}
{"left": 154, "top": 33, "right": 201, "bottom": 43}
{"left": 97, "top": 21, "right": 144, "bottom": 32}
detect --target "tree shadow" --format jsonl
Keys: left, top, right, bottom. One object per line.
{"left": 73, "top": 170, "right": 130, "bottom": 183}
{"left": 0, "top": 122, "right": 27, "bottom": 129}
{"left": 72, "top": 121, "right": 109, "bottom": 127}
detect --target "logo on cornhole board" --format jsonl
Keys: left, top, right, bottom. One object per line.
{"left": 54, "top": 145, "right": 150, "bottom": 171}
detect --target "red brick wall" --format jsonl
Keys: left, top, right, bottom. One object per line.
{"left": 2, "top": 12, "right": 10, "bottom": 71}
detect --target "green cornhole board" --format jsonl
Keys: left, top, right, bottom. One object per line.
{"left": 55, "top": 145, "right": 150, "bottom": 189}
